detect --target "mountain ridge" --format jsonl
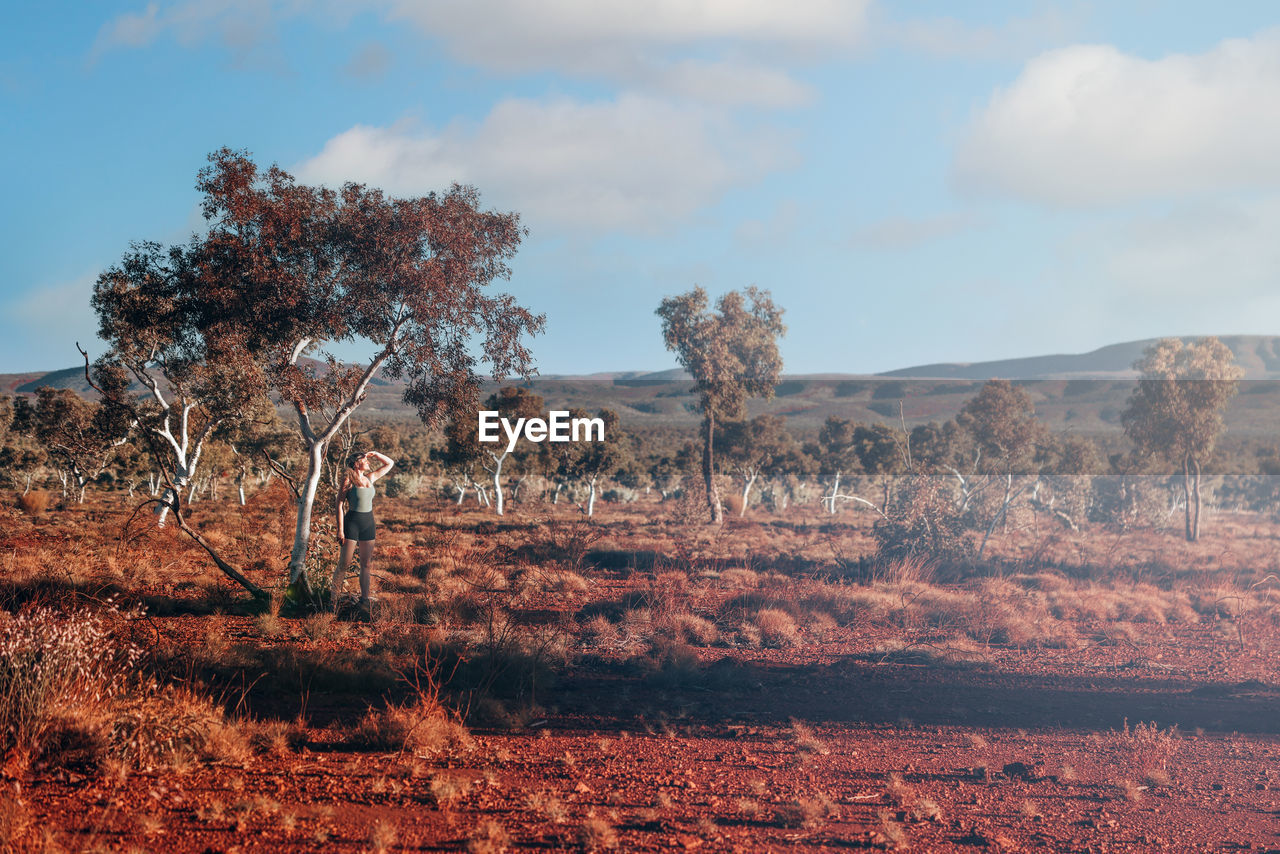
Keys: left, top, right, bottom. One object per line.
{"left": 7, "top": 335, "right": 1279, "bottom": 432}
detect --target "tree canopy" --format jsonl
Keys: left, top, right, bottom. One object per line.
{"left": 656, "top": 286, "right": 784, "bottom": 523}
{"left": 1121, "top": 336, "right": 1242, "bottom": 541}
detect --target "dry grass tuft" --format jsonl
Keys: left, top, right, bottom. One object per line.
{"left": 750, "top": 608, "right": 799, "bottom": 647}
{"left": 777, "top": 793, "right": 839, "bottom": 829}
{"left": 875, "top": 809, "right": 909, "bottom": 850}
{"left": 657, "top": 612, "right": 719, "bottom": 646}
{"left": 789, "top": 719, "right": 829, "bottom": 755}
{"left": 16, "top": 491, "right": 50, "bottom": 516}
{"left": 1115, "top": 778, "right": 1146, "bottom": 802}
{"left": 0, "top": 601, "right": 249, "bottom": 776}
{"left": 524, "top": 790, "right": 568, "bottom": 824}
{"left": 369, "top": 818, "right": 399, "bottom": 853}
{"left": 467, "top": 818, "right": 512, "bottom": 853}
{"left": 578, "top": 816, "right": 619, "bottom": 851}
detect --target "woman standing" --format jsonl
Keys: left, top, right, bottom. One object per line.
{"left": 332, "top": 450, "right": 395, "bottom": 613}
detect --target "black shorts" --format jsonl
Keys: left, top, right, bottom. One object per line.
{"left": 343, "top": 511, "right": 376, "bottom": 542}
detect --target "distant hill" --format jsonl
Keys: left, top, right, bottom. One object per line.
{"left": 880, "top": 335, "right": 1280, "bottom": 380}
{"left": 6, "top": 336, "right": 1280, "bottom": 434}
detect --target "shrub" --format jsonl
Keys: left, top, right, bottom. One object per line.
{"left": 0, "top": 605, "right": 130, "bottom": 761}
{"left": 16, "top": 491, "right": 49, "bottom": 516}
{"left": 871, "top": 476, "right": 972, "bottom": 566}
{"left": 0, "top": 601, "right": 248, "bottom": 775}
{"left": 351, "top": 699, "right": 471, "bottom": 756}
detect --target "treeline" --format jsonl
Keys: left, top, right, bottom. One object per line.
{"left": 9, "top": 375, "right": 1280, "bottom": 527}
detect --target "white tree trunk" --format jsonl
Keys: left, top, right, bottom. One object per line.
{"left": 287, "top": 443, "right": 327, "bottom": 584}
{"left": 824, "top": 471, "right": 841, "bottom": 515}
{"left": 491, "top": 456, "right": 505, "bottom": 516}
{"left": 741, "top": 472, "right": 758, "bottom": 517}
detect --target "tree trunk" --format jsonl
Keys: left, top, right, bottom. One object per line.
{"left": 825, "top": 471, "right": 841, "bottom": 515}
{"left": 287, "top": 442, "right": 328, "bottom": 592}
{"left": 703, "top": 413, "right": 722, "bottom": 524}
{"left": 741, "top": 472, "right": 757, "bottom": 517}
{"left": 1191, "top": 455, "right": 1202, "bottom": 542}
{"left": 492, "top": 456, "right": 505, "bottom": 516}
{"left": 587, "top": 477, "right": 597, "bottom": 517}
{"left": 1001, "top": 471, "right": 1012, "bottom": 534}
{"left": 1182, "top": 454, "right": 1194, "bottom": 542}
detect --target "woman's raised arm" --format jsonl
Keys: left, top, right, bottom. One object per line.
{"left": 367, "top": 451, "right": 396, "bottom": 482}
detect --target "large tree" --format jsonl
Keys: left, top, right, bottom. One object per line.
{"left": 1121, "top": 337, "right": 1243, "bottom": 541}
{"left": 148, "top": 149, "right": 541, "bottom": 596}
{"left": 656, "top": 287, "right": 784, "bottom": 524}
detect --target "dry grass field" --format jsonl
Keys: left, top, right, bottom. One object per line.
{"left": 4, "top": 486, "right": 1280, "bottom": 852}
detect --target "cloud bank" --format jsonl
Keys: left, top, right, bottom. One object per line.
{"left": 295, "top": 95, "right": 792, "bottom": 232}
{"left": 955, "top": 32, "right": 1280, "bottom": 205}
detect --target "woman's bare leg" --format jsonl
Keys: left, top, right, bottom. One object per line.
{"left": 358, "top": 540, "right": 376, "bottom": 602}
{"left": 332, "top": 540, "right": 358, "bottom": 606}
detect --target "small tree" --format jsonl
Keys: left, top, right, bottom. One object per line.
{"left": 555, "top": 408, "right": 627, "bottom": 516}
{"left": 718, "top": 415, "right": 795, "bottom": 516}
{"left": 31, "top": 388, "right": 130, "bottom": 502}
{"left": 655, "top": 287, "right": 785, "bottom": 524}
{"left": 851, "top": 422, "right": 908, "bottom": 512}
{"left": 479, "top": 386, "right": 544, "bottom": 515}
{"left": 955, "top": 379, "right": 1050, "bottom": 556}
{"left": 1121, "top": 337, "right": 1243, "bottom": 541}
{"left": 809, "top": 416, "right": 861, "bottom": 514}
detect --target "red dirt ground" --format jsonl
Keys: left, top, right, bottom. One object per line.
{"left": 7, "top": 498, "right": 1280, "bottom": 852}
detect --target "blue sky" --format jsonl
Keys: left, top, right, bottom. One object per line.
{"left": 5, "top": 1, "right": 1280, "bottom": 376}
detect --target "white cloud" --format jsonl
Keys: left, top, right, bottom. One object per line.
{"left": 294, "top": 95, "right": 793, "bottom": 232}
{"left": 93, "top": 2, "right": 163, "bottom": 52}
{"left": 90, "top": 0, "right": 287, "bottom": 65}
{"left": 887, "top": 7, "right": 1078, "bottom": 61}
{"left": 91, "top": 0, "right": 864, "bottom": 105}
{"left": 388, "top": 0, "right": 867, "bottom": 105}
{"left": 386, "top": 0, "right": 868, "bottom": 62}
{"left": 955, "top": 32, "right": 1280, "bottom": 205}
{"left": 648, "top": 60, "right": 814, "bottom": 108}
